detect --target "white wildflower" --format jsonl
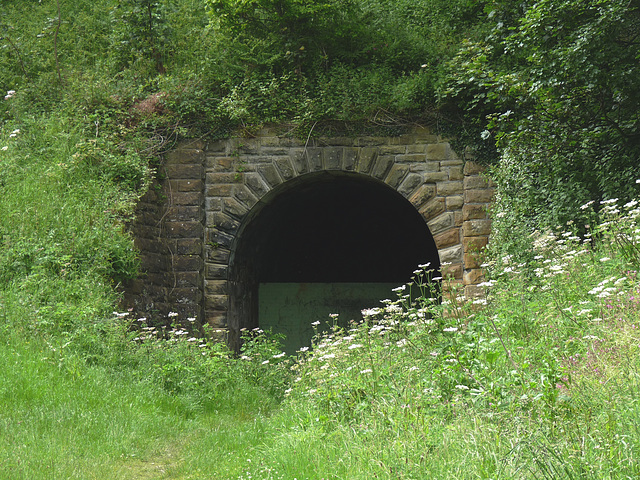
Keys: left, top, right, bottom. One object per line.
{"left": 582, "top": 335, "right": 601, "bottom": 341}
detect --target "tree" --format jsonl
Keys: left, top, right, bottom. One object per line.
{"left": 441, "top": 0, "right": 640, "bottom": 232}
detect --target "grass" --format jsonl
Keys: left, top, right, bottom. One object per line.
{"left": 1, "top": 108, "right": 639, "bottom": 478}
{"left": 1, "top": 1, "right": 640, "bottom": 478}
{"left": 0, "top": 336, "right": 183, "bottom": 479}
{"left": 2, "top": 189, "right": 640, "bottom": 478}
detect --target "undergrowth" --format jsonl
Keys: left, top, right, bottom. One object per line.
{"left": 2, "top": 179, "right": 640, "bottom": 478}
{"left": 222, "top": 195, "right": 640, "bottom": 479}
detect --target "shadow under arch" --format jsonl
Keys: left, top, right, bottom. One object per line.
{"left": 228, "top": 170, "right": 441, "bottom": 351}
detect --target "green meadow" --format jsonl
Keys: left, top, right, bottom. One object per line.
{"left": 2, "top": 0, "right": 640, "bottom": 478}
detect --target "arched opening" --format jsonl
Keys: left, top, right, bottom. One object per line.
{"left": 228, "top": 171, "right": 440, "bottom": 352}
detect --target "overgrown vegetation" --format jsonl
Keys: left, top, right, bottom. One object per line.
{"left": 2, "top": 0, "right": 640, "bottom": 478}
{"left": 2, "top": 187, "right": 640, "bottom": 478}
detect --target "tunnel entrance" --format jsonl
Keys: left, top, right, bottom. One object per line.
{"left": 228, "top": 171, "right": 441, "bottom": 353}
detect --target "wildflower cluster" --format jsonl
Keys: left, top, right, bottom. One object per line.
{"left": 1, "top": 128, "right": 20, "bottom": 152}
{"left": 284, "top": 193, "right": 640, "bottom": 429}
{"left": 285, "top": 265, "right": 485, "bottom": 420}
{"left": 481, "top": 193, "right": 640, "bottom": 404}
{"left": 103, "top": 311, "right": 292, "bottom": 404}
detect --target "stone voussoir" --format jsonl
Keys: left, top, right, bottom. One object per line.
{"left": 427, "top": 212, "right": 455, "bottom": 235}
{"left": 397, "top": 173, "right": 424, "bottom": 198}
{"left": 384, "top": 164, "right": 410, "bottom": 189}
{"left": 419, "top": 196, "right": 445, "bottom": 221}
{"left": 434, "top": 227, "right": 461, "bottom": 249}
{"left": 354, "top": 147, "right": 377, "bottom": 174}
{"left": 409, "top": 184, "right": 436, "bottom": 210}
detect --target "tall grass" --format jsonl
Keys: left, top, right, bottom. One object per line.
{"left": 187, "top": 195, "right": 640, "bottom": 480}
{"left": 2, "top": 131, "right": 640, "bottom": 478}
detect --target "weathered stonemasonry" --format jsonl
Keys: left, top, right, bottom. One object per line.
{"left": 123, "top": 147, "right": 205, "bottom": 323}
{"left": 124, "top": 128, "right": 494, "bottom": 339}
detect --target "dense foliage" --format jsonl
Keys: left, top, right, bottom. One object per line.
{"left": 441, "top": 0, "right": 640, "bottom": 248}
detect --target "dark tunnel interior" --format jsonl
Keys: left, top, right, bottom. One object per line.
{"left": 227, "top": 171, "right": 441, "bottom": 338}
{"left": 234, "top": 171, "right": 440, "bottom": 283}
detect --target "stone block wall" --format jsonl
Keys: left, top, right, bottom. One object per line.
{"left": 124, "top": 128, "right": 494, "bottom": 331}
{"left": 123, "top": 141, "right": 206, "bottom": 324}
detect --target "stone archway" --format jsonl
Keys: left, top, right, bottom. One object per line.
{"left": 124, "top": 127, "right": 494, "bottom": 348}
{"left": 228, "top": 171, "right": 441, "bottom": 352}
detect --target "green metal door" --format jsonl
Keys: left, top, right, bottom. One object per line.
{"left": 259, "top": 282, "right": 398, "bottom": 354}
